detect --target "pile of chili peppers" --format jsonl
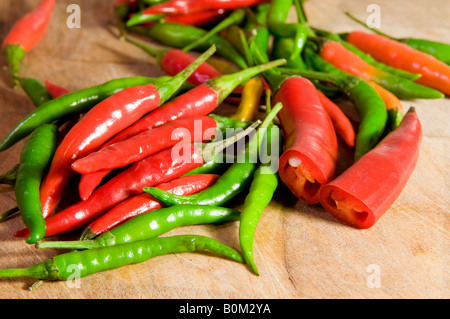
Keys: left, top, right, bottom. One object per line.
{"left": 0, "top": 0, "right": 446, "bottom": 286}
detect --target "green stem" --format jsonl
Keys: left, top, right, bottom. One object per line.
{"left": 157, "top": 44, "right": 216, "bottom": 102}
{"left": 208, "top": 58, "right": 287, "bottom": 103}
{"left": 125, "top": 36, "right": 168, "bottom": 65}
{"left": 344, "top": 12, "right": 397, "bottom": 40}
{"left": 0, "top": 206, "right": 19, "bottom": 223}
{"left": 183, "top": 9, "right": 246, "bottom": 53}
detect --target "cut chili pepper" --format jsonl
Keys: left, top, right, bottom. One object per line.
{"left": 83, "top": 174, "right": 220, "bottom": 238}
{"left": 274, "top": 77, "right": 338, "bottom": 204}
{"left": 319, "top": 107, "right": 422, "bottom": 229}
{"left": 38, "top": 46, "right": 217, "bottom": 217}
{"left": 346, "top": 31, "right": 450, "bottom": 96}
{"left": 2, "top": 0, "right": 55, "bottom": 79}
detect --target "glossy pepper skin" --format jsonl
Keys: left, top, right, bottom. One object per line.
{"left": 301, "top": 48, "right": 388, "bottom": 160}
{"left": 15, "top": 144, "right": 203, "bottom": 238}
{"left": 38, "top": 46, "right": 216, "bottom": 217}
{"left": 38, "top": 204, "right": 240, "bottom": 250}
{"left": 144, "top": 103, "right": 283, "bottom": 207}
{"left": 316, "top": 90, "right": 356, "bottom": 148}
{"left": 77, "top": 58, "right": 286, "bottom": 198}
{"left": 275, "top": 77, "right": 338, "bottom": 205}
{"left": 346, "top": 31, "right": 450, "bottom": 96}
{"left": 2, "top": 0, "right": 55, "bottom": 79}
{"left": 15, "top": 124, "right": 58, "bottom": 244}
{"left": 71, "top": 115, "right": 218, "bottom": 175}
{"left": 0, "top": 75, "right": 172, "bottom": 153}
{"left": 0, "top": 235, "right": 243, "bottom": 281}
{"left": 319, "top": 108, "right": 422, "bottom": 229}
{"left": 82, "top": 174, "right": 220, "bottom": 238}
{"left": 239, "top": 124, "right": 282, "bottom": 275}
{"left": 320, "top": 40, "right": 444, "bottom": 100}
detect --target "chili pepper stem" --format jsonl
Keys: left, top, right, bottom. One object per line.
{"left": 157, "top": 44, "right": 217, "bottom": 102}
{"left": 0, "top": 206, "right": 20, "bottom": 223}
{"left": 197, "top": 120, "right": 261, "bottom": 163}
{"left": 36, "top": 239, "right": 101, "bottom": 250}
{"left": 209, "top": 58, "right": 287, "bottom": 103}
{"left": 125, "top": 36, "right": 168, "bottom": 65}
{"left": 0, "top": 164, "right": 18, "bottom": 186}
{"left": 182, "top": 9, "right": 246, "bottom": 53}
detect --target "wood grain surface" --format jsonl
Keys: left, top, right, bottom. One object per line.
{"left": 0, "top": 0, "right": 448, "bottom": 299}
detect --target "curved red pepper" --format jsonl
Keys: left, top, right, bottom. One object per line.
{"left": 275, "top": 77, "right": 338, "bottom": 205}
{"left": 77, "top": 84, "right": 219, "bottom": 200}
{"left": 85, "top": 174, "right": 220, "bottom": 237}
{"left": 317, "top": 90, "right": 356, "bottom": 148}
{"left": 142, "top": 0, "right": 267, "bottom": 16}
{"left": 71, "top": 115, "right": 217, "bottom": 175}
{"left": 319, "top": 108, "right": 422, "bottom": 229}
{"left": 39, "top": 85, "right": 161, "bottom": 217}
{"left": 2, "top": 0, "right": 55, "bottom": 52}
{"left": 16, "top": 144, "right": 203, "bottom": 238}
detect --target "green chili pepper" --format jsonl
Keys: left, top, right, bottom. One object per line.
{"left": 284, "top": 48, "right": 388, "bottom": 160}
{"left": 18, "top": 77, "right": 53, "bottom": 107}
{"left": 272, "top": 37, "right": 307, "bottom": 70}
{"left": 129, "top": 22, "right": 248, "bottom": 69}
{"left": 405, "top": 38, "right": 450, "bottom": 65}
{"left": 15, "top": 124, "right": 58, "bottom": 244}
{"left": 36, "top": 205, "right": 241, "bottom": 250}
{"left": 344, "top": 12, "right": 450, "bottom": 65}
{"left": 267, "top": 0, "right": 311, "bottom": 60}
{"left": 144, "top": 102, "right": 283, "bottom": 207}
{"left": 0, "top": 75, "right": 174, "bottom": 153}
{"left": 0, "top": 235, "right": 243, "bottom": 281}
{"left": 239, "top": 124, "right": 282, "bottom": 276}
{"left": 182, "top": 8, "right": 247, "bottom": 53}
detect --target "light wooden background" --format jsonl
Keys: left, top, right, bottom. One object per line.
{"left": 0, "top": 0, "right": 448, "bottom": 299}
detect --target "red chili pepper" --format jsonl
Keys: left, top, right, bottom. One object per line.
{"left": 2, "top": 0, "right": 55, "bottom": 77}
{"left": 15, "top": 144, "right": 203, "bottom": 238}
{"left": 38, "top": 47, "right": 215, "bottom": 217}
{"left": 84, "top": 174, "right": 220, "bottom": 237}
{"left": 274, "top": 77, "right": 338, "bottom": 205}
{"left": 71, "top": 115, "right": 218, "bottom": 175}
{"left": 141, "top": 0, "right": 267, "bottom": 16}
{"left": 346, "top": 31, "right": 450, "bottom": 96}
{"left": 319, "top": 107, "right": 422, "bottom": 229}
{"left": 45, "top": 80, "right": 70, "bottom": 98}
{"left": 76, "top": 58, "right": 285, "bottom": 199}
{"left": 137, "top": 9, "right": 227, "bottom": 27}
{"left": 317, "top": 90, "right": 356, "bottom": 148}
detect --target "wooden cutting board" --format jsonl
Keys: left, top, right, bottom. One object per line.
{"left": 0, "top": 0, "right": 448, "bottom": 299}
